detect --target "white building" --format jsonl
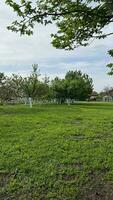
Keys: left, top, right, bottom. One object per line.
{"left": 103, "top": 95, "right": 113, "bottom": 102}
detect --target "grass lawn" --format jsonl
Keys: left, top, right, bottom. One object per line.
{"left": 1, "top": 103, "right": 113, "bottom": 199}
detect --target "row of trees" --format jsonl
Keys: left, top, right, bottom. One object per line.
{"left": 0, "top": 65, "right": 93, "bottom": 104}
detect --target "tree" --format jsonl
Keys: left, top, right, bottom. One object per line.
{"left": 22, "top": 64, "right": 41, "bottom": 99}
{"left": 51, "top": 70, "right": 93, "bottom": 102}
{"left": 0, "top": 73, "right": 6, "bottom": 103}
{"left": 51, "top": 77, "right": 67, "bottom": 103}
{"left": 38, "top": 76, "right": 50, "bottom": 99}
{"left": 8, "top": 74, "right": 23, "bottom": 98}
{"left": 5, "top": 0, "right": 113, "bottom": 50}
{"left": 65, "top": 70, "right": 93, "bottom": 100}
{"left": 0, "top": 73, "right": 23, "bottom": 103}
{"left": 22, "top": 64, "right": 50, "bottom": 101}
{"left": 101, "top": 86, "right": 113, "bottom": 97}
{"left": 107, "top": 49, "right": 113, "bottom": 75}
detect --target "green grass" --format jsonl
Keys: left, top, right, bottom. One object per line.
{"left": 1, "top": 103, "right": 113, "bottom": 199}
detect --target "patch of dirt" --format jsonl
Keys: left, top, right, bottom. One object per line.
{"left": 61, "top": 173, "right": 78, "bottom": 181}
{"left": 0, "top": 169, "right": 18, "bottom": 188}
{"left": 79, "top": 181, "right": 113, "bottom": 200}
{"left": 79, "top": 170, "right": 113, "bottom": 200}
{"left": 0, "top": 172, "right": 16, "bottom": 200}
{"left": 0, "top": 172, "right": 11, "bottom": 188}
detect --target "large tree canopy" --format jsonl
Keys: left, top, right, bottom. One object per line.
{"left": 5, "top": 0, "right": 113, "bottom": 50}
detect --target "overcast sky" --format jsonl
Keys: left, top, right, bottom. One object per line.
{"left": 0, "top": 1, "right": 113, "bottom": 92}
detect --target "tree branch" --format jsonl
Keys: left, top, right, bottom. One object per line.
{"left": 94, "top": 32, "right": 113, "bottom": 39}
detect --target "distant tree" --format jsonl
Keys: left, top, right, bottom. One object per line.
{"left": 38, "top": 76, "right": 50, "bottom": 99}
{"left": 51, "top": 70, "right": 93, "bottom": 102}
{"left": 101, "top": 86, "right": 113, "bottom": 97}
{"left": 22, "top": 64, "right": 41, "bottom": 100}
{"left": 0, "top": 73, "right": 5, "bottom": 84}
{"left": 22, "top": 64, "right": 50, "bottom": 101}
{"left": 65, "top": 70, "right": 93, "bottom": 100}
{"left": 51, "top": 77, "right": 67, "bottom": 103}
{"left": 0, "top": 73, "right": 23, "bottom": 103}
{"left": 0, "top": 73, "right": 6, "bottom": 103}
{"left": 9, "top": 74, "right": 23, "bottom": 98}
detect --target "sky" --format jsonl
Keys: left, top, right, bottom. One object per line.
{"left": 0, "top": 2, "right": 113, "bottom": 92}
